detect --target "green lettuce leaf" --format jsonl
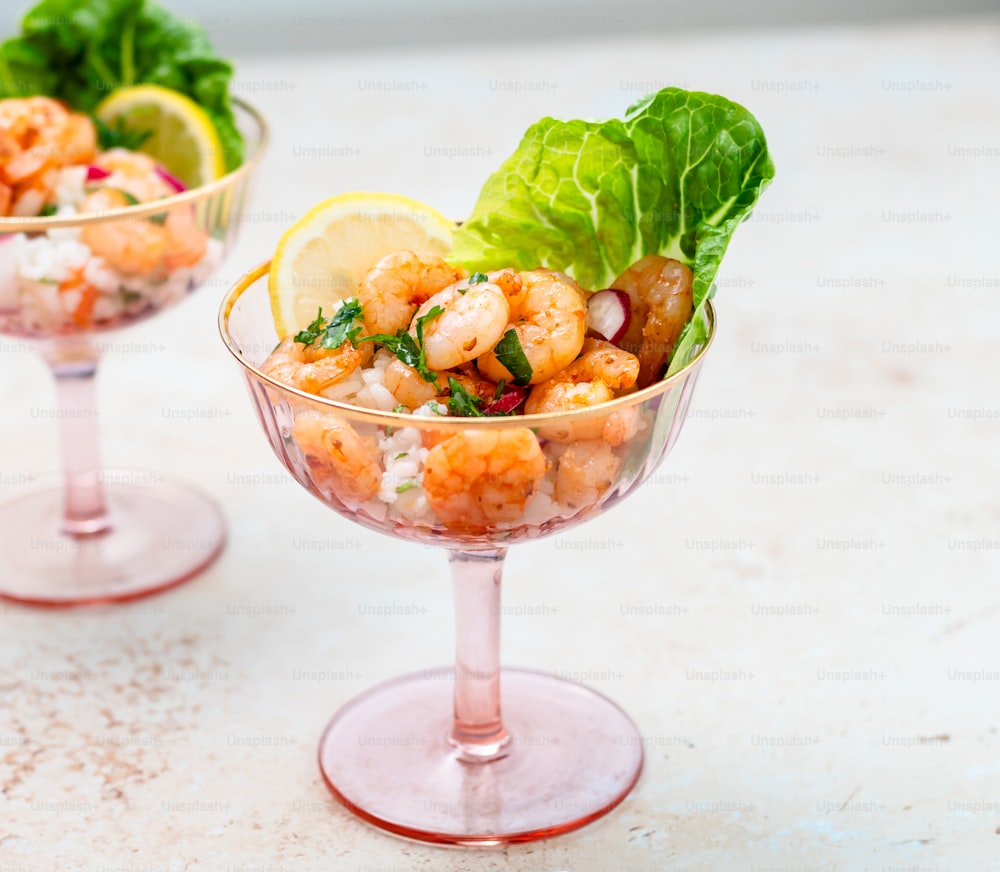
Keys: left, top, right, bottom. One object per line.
{"left": 451, "top": 87, "right": 774, "bottom": 375}
{"left": 0, "top": 0, "right": 243, "bottom": 170}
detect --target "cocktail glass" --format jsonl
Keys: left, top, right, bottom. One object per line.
{"left": 220, "top": 261, "right": 714, "bottom": 845}
{"left": 0, "top": 100, "right": 267, "bottom": 606}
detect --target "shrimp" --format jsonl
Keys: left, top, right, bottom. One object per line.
{"left": 10, "top": 169, "right": 57, "bottom": 217}
{"left": 358, "top": 251, "right": 466, "bottom": 336}
{"left": 1, "top": 99, "right": 92, "bottom": 186}
{"left": 554, "top": 440, "right": 623, "bottom": 511}
{"left": 93, "top": 147, "right": 174, "bottom": 201}
{"left": 524, "top": 339, "right": 640, "bottom": 445}
{"left": 78, "top": 188, "right": 167, "bottom": 275}
{"left": 163, "top": 206, "right": 208, "bottom": 270}
{"left": 384, "top": 358, "right": 443, "bottom": 410}
{"left": 477, "top": 269, "right": 587, "bottom": 385}
{"left": 423, "top": 428, "right": 545, "bottom": 533}
{"left": 612, "top": 254, "right": 693, "bottom": 388}
{"left": 260, "top": 335, "right": 363, "bottom": 396}
{"left": 411, "top": 277, "right": 511, "bottom": 371}
{"left": 292, "top": 412, "right": 381, "bottom": 505}
{"left": 385, "top": 358, "right": 497, "bottom": 412}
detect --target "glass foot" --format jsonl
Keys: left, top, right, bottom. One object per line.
{"left": 0, "top": 471, "right": 225, "bottom": 607}
{"left": 318, "top": 667, "right": 644, "bottom": 845}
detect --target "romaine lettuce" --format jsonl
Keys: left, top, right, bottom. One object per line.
{"left": 0, "top": 0, "right": 243, "bottom": 170}
{"left": 451, "top": 88, "right": 774, "bottom": 375}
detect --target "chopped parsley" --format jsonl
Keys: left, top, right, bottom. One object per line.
{"left": 394, "top": 452, "right": 408, "bottom": 460}
{"left": 93, "top": 116, "right": 152, "bottom": 152}
{"left": 148, "top": 211, "right": 168, "bottom": 225}
{"left": 39, "top": 203, "right": 58, "bottom": 217}
{"left": 446, "top": 377, "right": 484, "bottom": 417}
{"left": 395, "top": 481, "right": 418, "bottom": 494}
{"left": 392, "top": 404, "right": 407, "bottom": 414}
{"left": 294, "top": 300, "right": 364, "bottom": 349}
{"left": 491, "top": 328, "right": 534, "bottom": 385}
{"left": 468, "top": 272, "right": 489, "bottom": 284}
{"left": 358, "top": 305, "right": 443, "bottom": 382}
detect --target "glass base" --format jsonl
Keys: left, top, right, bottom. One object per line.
{"left": 0, "top": 472, "right": 225, "bottom": 607}
{"left": 318, "top": 667, "right": 644, "bottom": 846}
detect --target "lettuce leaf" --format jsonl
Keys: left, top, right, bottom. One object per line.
{"left": 451, "top": 88, "right": 774, "bottom": 375}
{"left": 0, "top": 0, "right": 243, "bottom": 170}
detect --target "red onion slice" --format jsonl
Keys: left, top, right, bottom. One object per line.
{"left": 154, "top": 165, "right": 186, "bottom": 193}
{"left": 587, "top": 288, "right": 632, "bottom": 344}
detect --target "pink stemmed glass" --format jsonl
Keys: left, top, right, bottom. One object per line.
{"left": 0, "top": 100, "right": 267, "bottom": 607}
{"left": 220, "top": 261, "right": 715, "bottom": 845}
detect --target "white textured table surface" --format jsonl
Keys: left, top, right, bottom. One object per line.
{"left": 2, "top": 16, "right": 1000, "bottom": 872}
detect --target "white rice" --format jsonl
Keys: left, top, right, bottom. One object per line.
{"left": 5, "top": 226, "right": 220, "bottom": 333}
{"left": 1, "top": 166, "right": 220, "bottom": 334}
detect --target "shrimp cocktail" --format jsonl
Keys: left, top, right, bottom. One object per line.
{"left": 0, "top": 0, "right": 267, "bottom": 605}
{"left": 221, "top": 88, "right": 773, "bottom": 844}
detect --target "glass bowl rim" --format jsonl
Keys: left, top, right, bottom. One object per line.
{"left": 219, "top": 259, "right": 717, "bottom": 430}
{"left": 0, "top": 98, "right": 269, "bottom": 232}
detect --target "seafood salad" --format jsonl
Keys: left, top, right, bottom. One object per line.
{"left": 0, "top": 0, "right": 245, "bottom": 333}
{"left": 0, "top": 96, "right": 217, "bottom": 332}
{"left": 262, "top": 252, "right": 694, "bottom": 534}
{"left": 255, "top": 87, "right": 774, "bottom": 535}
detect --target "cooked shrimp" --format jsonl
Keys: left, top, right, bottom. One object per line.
{"left": 423, "top": 428, "right": 545, "bottom": 532}
{"left": 10, "top": 169, "right": 57, "bottom": 217}
{"left": 292, "top": 412, "right": 381, "bottom": 505}
{"left": 525, "top": 339, "right": 640, "bottom": 444}
{"left": 477, "top": 269, "right": 587, "bottom": 385}
{"left": 1, "top": 98, "right": 92, "bottom": 187}
{"left": 412, "top": 277, "right": 510, "bottom": 371}
{"left": 163, "top": 206, "right": 208, "bottom": 269}
{"left": 612, "top": 254, "right": 693, "bottom": 387}
{"left": 554, "top": 440, "right": 623, "bottom": 510}
{"left": 37, "top": 111, "right": 96, "bottom": 167}
{"left": 385, "top": 359, "right": 498, "bottom": 412}
{"left": 359, "top": 251, "right": 466, "bottom": 336}
{"left": 260, "top": 335, "right": 363, "bottom": 396}
{"left": 79, "top": 188, "right": 167, "bottom": 275}
{"left": 384, "top": 358, "right": 443, "bottom": 410}
{"left": 94, "top": 147, "right": 174, "bottom": 201}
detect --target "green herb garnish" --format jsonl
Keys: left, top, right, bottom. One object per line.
{"left": 294, "top": 300, "right": 364, "bottom": 349}
{"left": 446, "top": 377, "right": 485, "bottom": 417}
{"left": 394, "top": 452, "right": 408, "bottom": 460}
{"left": 491, "top": 329, "right": 533, "bottom": 386}
{"left": 468, "top": 272, "right": 488, "bottom": 284}
{"left": 359, "top": 305, "right": 443, "bottom": 383}
{"left": 395, "top": 481, "right": 418, "bottom": 494}
{"left": 148, "top": 211, "right": 168, "bottom": 225}
{"left": 39, "top": 203, "right": 58, "bottom": 217}
{"left": 493, "top": 379, "right": 506, "bottom": 400}
{"left": 93, "top": 116, "right": 152, "bottom": 152}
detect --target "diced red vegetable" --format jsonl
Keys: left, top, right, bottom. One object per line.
{"left": 154, "top": 165, "right": 186, "bottom": 193}
{"left": 85, "top": 165, "right": 111, "bottom": 181}
{"left": 587, "top": 288, "right": 631, "bottom": 344}
{"left": 482, "top": 385, "right": 528, "bottom": 415}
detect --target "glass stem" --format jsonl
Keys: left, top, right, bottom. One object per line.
{"left": 42, "top": 341, "right": 110, "bottom": 537}
{"left": 448, "top": 548, "right": 510, "bottom": 763}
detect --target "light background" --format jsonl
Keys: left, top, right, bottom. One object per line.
{"left": 1, "top": 2, "right": 999, "bottom": 872}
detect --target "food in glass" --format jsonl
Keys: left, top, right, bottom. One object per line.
{"left": 0, "top": 0, "right": 267, "bottom": 605}
{"left": 221, "top": 86, "right": 773, "bottom": 843}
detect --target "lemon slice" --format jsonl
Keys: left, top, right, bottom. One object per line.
{"left": 268, "top": 192, "right": 456, "bottom": 338}
{"left": 95, "top": 85, "right": 225, "bottom": 188}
